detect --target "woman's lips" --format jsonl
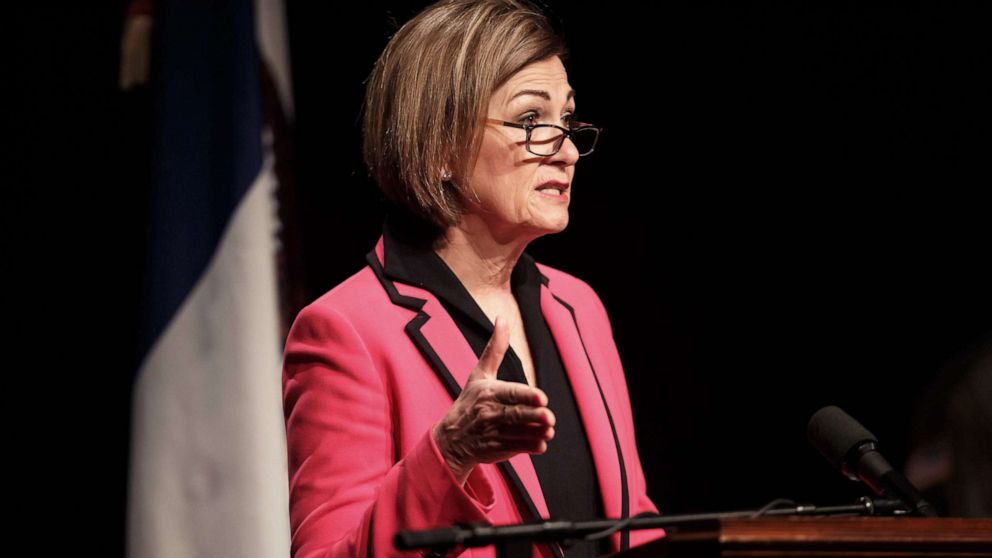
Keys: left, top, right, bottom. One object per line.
{"left": 536, "top": 184, "right": 569, "bottom": 201}
{"left": 535, "top": 180, "right": 569, "bottom": 195}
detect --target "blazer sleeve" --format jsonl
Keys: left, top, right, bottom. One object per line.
{"left": 282, "top": 302, "right": 498, "bottom": 558}
{"left": 587, "top": 287, "right": 665, "bottom": 546}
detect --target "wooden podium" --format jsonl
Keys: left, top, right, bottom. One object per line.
{"left": 615, "top": 517, "right": 992, "bottom": 558}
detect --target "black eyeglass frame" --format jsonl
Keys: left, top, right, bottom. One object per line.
{"left": 485, "top": 117, "right": 602, "bottom": 157}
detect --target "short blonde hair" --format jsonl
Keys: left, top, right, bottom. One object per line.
{"left": 362, "top": 0, "right": 568, "bottom": 241}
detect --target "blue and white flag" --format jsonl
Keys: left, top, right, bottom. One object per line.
{"left": 127, "top": 0, "right": 294, "bottom": 556}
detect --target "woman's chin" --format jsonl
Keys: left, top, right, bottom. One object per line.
{"left": 525, "top": 203, "right": 570, "bottom": 234}
{"left": 532, "top": 214, "right": 569, "bottom": 236}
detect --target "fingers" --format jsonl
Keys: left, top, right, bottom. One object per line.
{"left": 475, "top": 315, "right": 511, "bottom": 380}
{"left": 439, "top": 314, "right": 562, "bottom": 467}
{"left": 489, "top": 403, "right": 555, "bottom": 427}
{"left": 493, "top": 381, "right": 548, "bottom": 407}
{"left": 467, "top": 317, "right": 547, "bottom": 407}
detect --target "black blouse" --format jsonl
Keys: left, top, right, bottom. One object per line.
{"left": 380, "top": 214, "right": 610, "bottom": 558}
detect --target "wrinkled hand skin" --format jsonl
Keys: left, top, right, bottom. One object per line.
{"left": 432, "top": 315, "right": 556, "bottom": 485}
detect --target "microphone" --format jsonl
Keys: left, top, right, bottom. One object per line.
{"left": 807, "top": 405, "right": 937, "bottom": 517}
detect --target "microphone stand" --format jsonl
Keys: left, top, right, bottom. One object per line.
{"left": 395, "top": 497, "right": 910, "bottom": 558}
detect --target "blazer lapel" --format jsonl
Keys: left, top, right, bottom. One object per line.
{"left": 365, "top": 236, "right": 475, "bottom": 387}
{"left": 366, "top": 235, "right": 560, "bottom": 558}
{"left": 540, "top": 280, "right": 631, "bottom": 551}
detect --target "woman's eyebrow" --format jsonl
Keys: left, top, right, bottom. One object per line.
{"left": 508, "top": 89, "right": 576, "bottom": 104}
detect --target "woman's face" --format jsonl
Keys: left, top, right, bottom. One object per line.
{"left": 460, "top": 56, "right": 580, "bottom": 242}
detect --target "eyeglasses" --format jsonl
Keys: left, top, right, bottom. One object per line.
{"left": 485, "top": 117, "right": 602, "bottom": 157}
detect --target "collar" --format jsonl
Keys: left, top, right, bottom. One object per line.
{"left": 380, "top": 212, "right": 549, "bottom": 335}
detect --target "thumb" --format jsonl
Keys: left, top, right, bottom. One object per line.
{"left": 470, "top": 315, "right": 510, "bottom": 382}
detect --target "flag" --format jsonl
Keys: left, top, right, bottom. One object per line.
{"left": 127, "top": 0, "right": 294, "bottom": 556}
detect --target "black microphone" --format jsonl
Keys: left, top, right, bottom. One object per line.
{"left": 807, "top": 405, "right": 937, "bottom": 517}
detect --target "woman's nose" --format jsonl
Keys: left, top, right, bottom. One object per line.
{"left": 552, "top": 135, "right": 581, "bottom": 165}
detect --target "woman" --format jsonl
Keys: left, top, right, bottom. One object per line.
{"left": 282, "top": 2, "right": 663, "bottom": 558}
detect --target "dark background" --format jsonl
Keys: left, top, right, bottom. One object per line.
{"left": 16, "top": 1, "right": 989, "bottom": 556}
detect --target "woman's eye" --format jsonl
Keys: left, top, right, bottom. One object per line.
{"left": 519, "top": 109, "right": 577, "bottom": 126}
{"left": 520, "top": 112, "right": 539, "bottom": 124}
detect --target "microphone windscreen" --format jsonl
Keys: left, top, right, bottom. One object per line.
{"left": 807, "top": 405, "right": 878, "bottom": 471}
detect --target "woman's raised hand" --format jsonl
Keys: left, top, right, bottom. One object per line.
{"left": 432, "top": 315, "right": 556, "bottom": 485}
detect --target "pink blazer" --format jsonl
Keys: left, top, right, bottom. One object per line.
{"left": 282, "top": 235, "right": 664, "bottom": 558}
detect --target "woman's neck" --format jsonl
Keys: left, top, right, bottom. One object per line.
{"left": 433, "top": 216, "right": 535, "bottom": 298}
